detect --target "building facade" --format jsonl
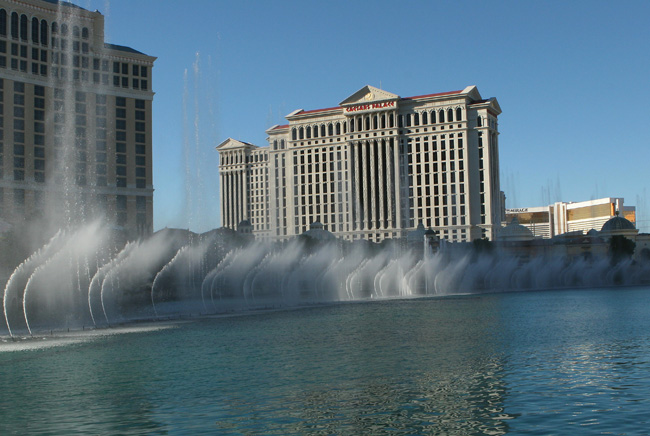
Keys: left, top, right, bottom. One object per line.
{"left": 504, "top": 197, "right": 636, "bottom": 239}
{"left": 218, "top": 85, "right": 502, "bottom": 243}
{"left": 0, "top": 0, "right": 155, "bottom": 237}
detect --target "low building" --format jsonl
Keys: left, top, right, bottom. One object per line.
{"left": 505, "top": 197, "right": 635, "bottom": 239}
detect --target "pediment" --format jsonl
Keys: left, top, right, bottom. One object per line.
{"left": 489, "top": 97, "right": 502, "bottom": 115}
{"left": 339, "top": 85, "right": 399, "bottom": 106}
{"left": 461, "top": 85, "right": 482, "bottom": 102}
{"left": 216, "top": 138, "right": 258, "bottom": 151}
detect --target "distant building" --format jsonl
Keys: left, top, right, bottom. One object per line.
{"left": 0, "top": 0, "right": 155, "bottom": 237}
{"left": 218, "top": 85, "right": 503, "bottom": 243}
{"left": 504, "top": 197, "right": 635, "bottom": 239}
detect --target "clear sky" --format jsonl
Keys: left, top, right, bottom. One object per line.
{"left": 72, "top": 0, "right": 650, "bottom": 232}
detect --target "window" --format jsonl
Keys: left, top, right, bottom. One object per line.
{"left": 31, "top": 17, "right": 38, "bottom": 43}
{"left": 10, "top": 12, "right": 18, "bottom": 39}
{"left": 20, "top": 14, "right": 27, "bottom": 41}
{"left": 40, "top": 20, "right": 48, "bottom": 45}
{"left": 0, "top": 9, "right": 6, "bottom": 37}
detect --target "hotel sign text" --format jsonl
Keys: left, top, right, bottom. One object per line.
{"left": 345, "top": 101, "right": 395, "bottom": 113}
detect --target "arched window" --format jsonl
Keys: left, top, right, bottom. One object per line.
{"left": 299, "top": 127, "right": 304, "bottom": 139}
{"left": 0, "top": 9, "right": 7, "bottom": 36}
{"left": 476, "top": 116, "right": 482, "bottom": 127}
{"left": 328, "top": 123, "right": 333, "bottom": 136}
{"left": 373, "top": 115, "right": 378, "bottom": 129}
{"left": 51, "top": 21, "right": 58, "bottom": 34}
{"left": 364, "top": 116, "right": 370, "bottom": 130}
{"left": 306, "top": 126, "right": 311, "bottom": 139}
{"left": 439, "top": 109, "right": 445, "bottom": 123}
{"left": 413, "top": 113, "right": 419, "bottom": 126}
{"left": 389, "top": 113, "right": 394, "bottom": 128}
{"left": 430, "top": 110, "right": 436, "bottom": 124}
{"left": 292, "top": 128, "right": 297, "bottom": 140}
{"left": 456, "top": 107, "right": 462, "bottom": 121}
{"left": 280, "top": 139, "right": 285, "bottom": 149}
{"left": 381, "top": 114, "right": 386, "bottom": 129}
{"left": 20, "top": 14, "right": 27, "bottom": 40}
{"left": 422, "top": 111, "right": 428, "bottom": 125}
{"left": 31, "top": 17, "right": 39, "bottom": 43}
{"left": 398, "top": 115, "right": 403, "bottom": 128}
{"left": 273, "top": 140, "right": 277, "bottom": 150}
{"left": 405, "top": 114, "right": 411, "bottom": 127}
{"left": 40, "top": 20, "right": 48, "bottom": 45}
{"left": 11, "top": 12, "right": 18, "bottom": 39}
{"left": 343, "top": 122, "right": 347, "bottom": 134}
{"left": 349, "top": 119, "right": 354, "bottom": 133}
{"left": 447, "top": 108, "right": 453, "bottom": 122}
{"left": 81, "top": 27, "right": 89, "bottom": 39}
{"left": 311, "top": 125, "right": 317, "bottom": 138}
{"left": 357, "top": 117, "right": 363, "bottom": 131}
{"left": 72, "top": 26, "right": 79, "bottom": 38}
{"left": 61, "top": 23, "right": 68, "bottom": 36}
{"left": 321, "top": 124, "right": 326, "bottom": 137}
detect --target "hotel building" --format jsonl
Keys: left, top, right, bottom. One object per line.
{"left": 218, "top": 85, "right": 502, "bottom": 243}
{"left": 0, "top": 0, "right": 155, "bottom": 237}
{"left": 505, "top": 197, "right": 636, "bottom": 239}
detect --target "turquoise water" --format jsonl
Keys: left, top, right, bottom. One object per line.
{"left": 2, "top": 287, "right": 650, "bottom": 435}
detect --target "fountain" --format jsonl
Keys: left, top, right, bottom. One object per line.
{"left": 3, "top": 216, "right": 650, "bottom": 339}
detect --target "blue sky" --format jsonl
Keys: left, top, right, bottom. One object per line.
{"left": 73, "top": 0, "right": 650, "bottom": 232}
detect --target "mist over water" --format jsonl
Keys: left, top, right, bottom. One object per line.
{"left": 3, "top": 220, "right": 650, "bottom": 338}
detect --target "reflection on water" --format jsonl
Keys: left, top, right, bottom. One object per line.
{"left": 1, "top": 287, "right": 650, "bottom": 434}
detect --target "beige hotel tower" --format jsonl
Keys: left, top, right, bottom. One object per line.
{"left": 218, "top": 85, "right": 502, "bottom": 243}
{"left": 0, "top": 0, "right": 155, "bottom": 237}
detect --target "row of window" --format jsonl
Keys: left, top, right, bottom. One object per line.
{"left": 291, "top": 121, "right": 347, "bottom": 141}
{"left": 221, "top": 150, "right": 269, "bottom": 166}
{"left": 288, "top": 107, "right": 466, "bottom": 142}
{"left": 0, "top": 10, "right": 76, "bottom": 45}
{"left": 399, "top": 107, "right": 463, "bottom": 128}
{"left": 0, "top": 10, "right": 150, "bottom": 90}
{"left": 0, "top": 187, "right": 148, "bottom": 227}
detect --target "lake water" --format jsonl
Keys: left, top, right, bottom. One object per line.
{"left": 2, "top": 286, "right": 650, "bottom": 435}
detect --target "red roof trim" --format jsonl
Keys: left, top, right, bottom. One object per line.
{"left": 272, "top": 124, "right": 289, "bottom": 130}
{"left": 403, "top": 90, "right": 462, "bottom": 100}
{"left": 298, "top": 106, "right": 341, "bottom": 115}
{"left": 290, "top": 89, "right": 463, "bottom": 117}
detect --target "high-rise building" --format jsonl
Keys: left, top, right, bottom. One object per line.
{"left": 218, "top": 85, "right": 502, "bottom": 243}
{"left": 0, "top": 0, "right": 155, "bottom": 237}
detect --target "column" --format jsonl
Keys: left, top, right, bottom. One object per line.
{"left": 385, "top": 140, "right": 393, "bottom": 230}
{"left": 369, "top": 140, "right": 377, "bottom": 230}
{"left": 377, "top": 139, "right": 387, "bottom": 229}
{"left": 354, "top": 142, "right": 363, "bottom": 231}
{"left": 392, "top": 135, "right": 402, "bottom": 229}
{"left": 361, "top": 141, "right": 369, "bottom": 231}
